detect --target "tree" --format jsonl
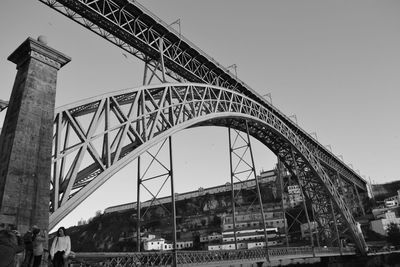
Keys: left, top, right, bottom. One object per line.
{"left": 386, "top": 223, "right": 400, "bottom": 245}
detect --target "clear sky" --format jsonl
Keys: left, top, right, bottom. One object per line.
{"left": 0, "top": 0, "right": 399, "bottom": 229}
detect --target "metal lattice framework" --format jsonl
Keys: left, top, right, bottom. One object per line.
{"left": 50, "top": 83, "right": 367, "bottom": 253}
{"left": 69, "top": 247, "right": 356, "bottom": 266}
{"left": 38, "top": 0, "right": 367, "bottom": 193}
{"left": 227, "top": 126, "right": 270, "bottom": 254}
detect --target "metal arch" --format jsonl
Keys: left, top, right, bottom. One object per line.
{"left": 50, "top": 82, "right": 367, "bottom": 253}
{"left": 38, "top": 0, "right": 367, "bottom": 192}
{"left": 212, "top": 119, "right": 358, "bottom": 249}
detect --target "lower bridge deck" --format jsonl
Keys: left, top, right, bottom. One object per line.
{"left": 69, "top": 247, "right": 356, "bottom": 266}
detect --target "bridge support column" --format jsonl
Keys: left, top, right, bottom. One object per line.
{"left": 310, "top": 206, "right": 321, "bottom": 248}
{"left": 227, "top": 123, "right": 269, "bottom": 259}
{"left": 290, "top": 147, "right": 315, "bottom": 256}
{"left": 136, "top": 156, "right": 141, "bottom": 252}
{"left": 169, "top": 136, "right": 178, "bottom": 267}
{"left": 330, "top": 199, "right": 343, "bottom": 255}
{"left": 135, "top": 137, "right": 177, "bottom": 265}
{"left": 228, "top": 127, "right": 238, "bottom": 250}
{"left": 245, "top": 121, "right": 269, "bottom": 261}
{"left": 0, "top": 37, "right": 70, "bottom": 233}
{"left": 278, "top": 159, "right": 290, "bottom": 248}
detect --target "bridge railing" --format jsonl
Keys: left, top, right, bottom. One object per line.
{"left": 69, "top": 247, "right": 356, "bottom": 266}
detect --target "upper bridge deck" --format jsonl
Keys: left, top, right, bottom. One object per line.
{"left": 39, "top": 0, "right": 367, "bottom": 190}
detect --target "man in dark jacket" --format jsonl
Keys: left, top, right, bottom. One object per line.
{"left": 0, "top": 226, "right": 24, "bottom": 267}
{"left": 22, "top": 226, "right": 38, "bottom": 267}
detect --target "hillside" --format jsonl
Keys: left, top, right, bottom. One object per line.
{"left": 372, "top": 181, "right": 400, "bottom": 201}
{"left": 65, "top": 182, "right": 279, "bottom": 252}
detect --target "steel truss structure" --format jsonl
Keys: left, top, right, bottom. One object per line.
{"left": 277, "top": 159, "right": 316, "bottom": 251}
{"left": 36, "top": 0, "right": 369, "bottom": 256}
{"left": 50, "top": 83, "right": 367, "bottom": 253}
{"left": 227, "top": 126, "right": 269, "bottom": 255}
{"left": 38, "top": 0, "right": 367, "bottom": 194}
{"left": 135, "top": 137, "right": 178, "bottom": 265}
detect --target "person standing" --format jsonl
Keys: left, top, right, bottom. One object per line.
{"left": 22, "top": 226, "right": 37, "bottom": 267}
{"left": 50, "top": 227, "right": 71, "bottom": 267}
{"left": 0, "top": 224, "right": 24, "bottom": 267}
{"left": 32, "top": 227, "right": 45, "bottom": 267}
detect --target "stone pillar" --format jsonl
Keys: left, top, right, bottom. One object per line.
{"left": 0, "top": 37, "right": 70, "bottom": 234}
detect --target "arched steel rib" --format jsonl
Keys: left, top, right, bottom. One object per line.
{"left": 50, "top": 83, "right": 367, "bottom": 253}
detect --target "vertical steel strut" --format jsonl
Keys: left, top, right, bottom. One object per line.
{"left": 330, "top": 199, "right": 342, "bottom": 255}
{"left": 135, "top": 138, "right": 176, "bottom": 263}
{"left": 136, "top": 156, "right": 141, "bottom": 252}
{"left": 354, "top": 184, "right": 365, "bottom": 216}
{"left": 279, "top": 152, "right": 314, "bottom": 250}
{"left": 278, "top": 159, "right": 289, "bottom": 247}
{"left": 290, "top": 147, "right": 315, "bottom": 256}
{"left": 245, "top": 121, "right": 269, "bottom": 261}
{"left": 228, "top": 123, "right": 270, "bottom": 260}
{"left": 228, "top": 127, "right": 238, "bottom": 249}
{"left": 169, "top": 136, "right": 177, "bottom": 267}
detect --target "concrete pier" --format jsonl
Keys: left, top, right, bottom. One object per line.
{"left": 0, "top": 37, "right": 70, "bottom": 234}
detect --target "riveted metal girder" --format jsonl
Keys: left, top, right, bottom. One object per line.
{"left": 39, "top": 0, "right": 367, "bottom": 193}
{"left": 50, "top": 83, "right": 367, "bottom": 254}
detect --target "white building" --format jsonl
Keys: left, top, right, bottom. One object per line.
{"left": 287, "top": 185, "right": 303, "bottom": 207}
{"left": 370, "top": 211, "right": 400, "bottom": 236}
{"left": 383, "top": 189, "right": 400, "bottom": 208}
{"left": 207, "top": 240, "right": 279, "bottom": 251}
{"left": 141, "top": 233, "right": 156, "bottom": 241}
{"left": 221, "top": 211, "right": 286, "bottom": 231}
{"left": 143, "top": 238, "right": 166, "bottom": 251}
{"left": 143, "top": 238, "right": 194, "bottom": 251}
{"left": 200, "top": 233, "right": 222, "bottom": 243}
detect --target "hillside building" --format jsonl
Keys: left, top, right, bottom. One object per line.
{"left": 370, "top": 211, "right": 400, "bottom": 236}
{"left": 383, "top": 190, "right": 400, "bottom": 208}
{"left": 300, "top": 222, "right": 318, "bottom": 239}
{"left": 143, "top": 238, "right": 193, "bottom": 251}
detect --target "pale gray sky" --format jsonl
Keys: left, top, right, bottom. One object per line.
{"left": 1, "top": 0, "right": 399, "bottom": 229}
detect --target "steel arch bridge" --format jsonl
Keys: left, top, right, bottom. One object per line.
{"left": 51, "top": 82, "right": 366, "bottom": 253}
{"left": 36, "top": 0, "right": 370, "bottom": 258}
